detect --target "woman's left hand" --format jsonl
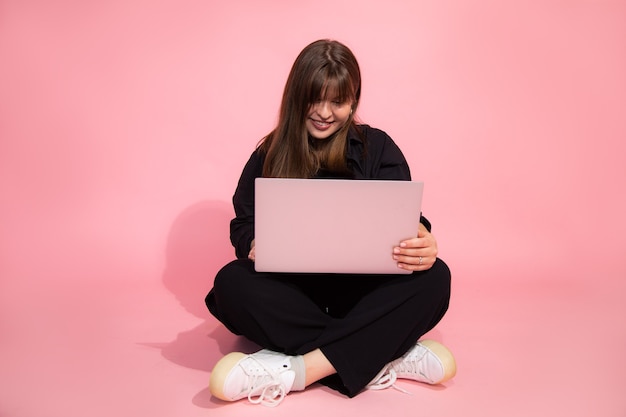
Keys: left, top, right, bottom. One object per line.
{"left": 393, "top": 223, "right": 438, "bottom": 272}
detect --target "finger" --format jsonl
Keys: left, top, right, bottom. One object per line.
{"left": 394, "top": 246, "right": 431, "bottom": 259}
{"left": 402, "top": 224, "right": 433, "bottom": 247}
{"left": 396, "top": 257, "right": 434, "bottom": 271}
{"left": 393, "top": 253, "right": 429, "bottom": 266}
{"left": 396, "top": 261, "right": 429, "bottom": 272}
{"left": 399, "top": 238, "right": 427, "bottom": 249}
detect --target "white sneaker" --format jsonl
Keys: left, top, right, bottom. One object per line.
{"left": 209, "top": 349, "right": 296, "bottom": 407}
{"left": 368, "top": 340, "right": 456, "bottom": 392}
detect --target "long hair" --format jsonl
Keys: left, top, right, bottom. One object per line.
{"left": 260, "top": 39, "right": 362, "bottom": 178}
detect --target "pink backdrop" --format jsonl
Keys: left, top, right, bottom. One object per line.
{"left": 1, "top": 1, "right": 625, "bottom": 416}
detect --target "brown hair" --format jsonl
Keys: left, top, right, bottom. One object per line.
{"left": 260, "top": 39, "right": 362, "bottom": 178}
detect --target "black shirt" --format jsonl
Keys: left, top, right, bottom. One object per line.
{"left": 229, "top": 124, "right": 431, "bottom": 259}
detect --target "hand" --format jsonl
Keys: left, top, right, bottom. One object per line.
{"left": 393, "top": 223, "right": 438, "bottom": 272}
{"left": 248, "top": 239, "right": 256, "bottom": 261}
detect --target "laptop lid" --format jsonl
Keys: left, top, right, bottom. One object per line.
{"left": 254, "top": 178, "right": 424, "bottom": 274}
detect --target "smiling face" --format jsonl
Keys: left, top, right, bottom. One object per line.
{"left": 262, "top": 40, "right": 362, "bottom": 177}
{"left": 305, "top": 87, "right": 353, "bottom": 140}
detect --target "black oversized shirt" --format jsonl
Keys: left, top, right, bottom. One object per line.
{"left": 229, "top": 124, "right": 431, "bottom": 259}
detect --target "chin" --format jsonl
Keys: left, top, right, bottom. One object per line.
{"left": 307, "top": 128, "right": 340, "bottom": 141}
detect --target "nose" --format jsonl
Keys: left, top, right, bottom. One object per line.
{"left": 314, "top": 101, "right": 332, "bottom": 119}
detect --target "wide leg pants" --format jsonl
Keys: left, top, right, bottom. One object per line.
{"left": 205, "top": 258, "right": 451, "bottom": 397}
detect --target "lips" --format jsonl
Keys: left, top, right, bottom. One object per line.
{"left": 310, "top": 119, "right": 333, "bottom": 130}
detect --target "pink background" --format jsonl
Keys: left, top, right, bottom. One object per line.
{"left": 1, "top": 1, "right": 625, "bottom": 416}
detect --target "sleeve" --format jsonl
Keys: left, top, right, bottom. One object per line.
{"left": 363, "top": 127, "right": 412, "bottom": 181}
{"left": 230, "top": 150, "right": 264, "bottom": 258}
{"left": 366, "top": 127, "right": 432, "bottom": 232}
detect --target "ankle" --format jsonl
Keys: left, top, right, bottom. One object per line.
{"left": 289, "top": 354, "right": 306, "bottom": 391}
{"left": 303, "top": 349, "right": 336, "bottom": 386}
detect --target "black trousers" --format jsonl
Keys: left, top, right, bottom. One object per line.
{"left": 205, "top": 258, "right": 451, "bottom": 397}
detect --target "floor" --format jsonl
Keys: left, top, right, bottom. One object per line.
{"left": 1, "top": 1, "right": 625, "bottom": 416}
{"left": 1, "top": 241, "right": 624, "bottom": 417}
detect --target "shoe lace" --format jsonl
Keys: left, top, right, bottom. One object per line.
{"left": 244, "top": 358, "right": 287, "bottom": 407}
{"left": 366, "top": 365, "right": 412, "bottom": 395}
{"left": 394, "top": 347, "right": 433, "bottom": 383}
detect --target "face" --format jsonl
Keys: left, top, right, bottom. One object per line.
{"left": 306, "top": 96, "right": 353, "bottom": 140}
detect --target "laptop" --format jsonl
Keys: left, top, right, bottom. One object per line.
{"left": 254, "top": 178, "right": 424, "bottom": 274}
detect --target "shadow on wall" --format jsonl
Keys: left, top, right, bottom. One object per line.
{"left": 163, "top": 199, "right": 234, "bottom": 319}
{"left": 149, "top": 200, "right": 259, "bottom": 373}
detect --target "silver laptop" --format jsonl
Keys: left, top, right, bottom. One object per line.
{"left": 254, "top": 178, "right": 423, "bottom": 274}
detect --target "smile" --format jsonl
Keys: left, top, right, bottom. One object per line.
{"left": 310, "top": 119, "right": 333, "bottom": 129}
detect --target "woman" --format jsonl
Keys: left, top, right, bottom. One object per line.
{"left": 205, "top": 39, "right": 455, "bottom": 407}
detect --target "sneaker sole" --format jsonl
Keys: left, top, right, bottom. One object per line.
{"left": 209, "top": 352, "right": 247, "bottom": 401}
{"left": 419, "top": 340, "right": 457, "bottom": 384}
